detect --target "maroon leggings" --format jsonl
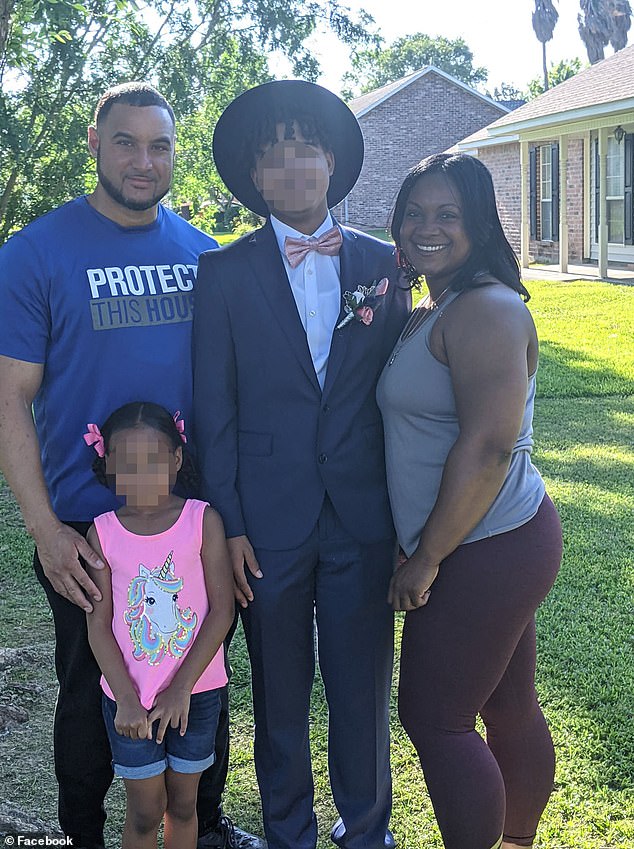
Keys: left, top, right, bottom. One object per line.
{"left": 398, "top": 495, "right": 562, "bottom": 849}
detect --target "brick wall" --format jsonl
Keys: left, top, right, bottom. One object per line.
{"left": 334, "top": 73, "right": 506, "bottom": 229}
{"left": 477, "top": 139, "right": 585, "bottom": 264}
{"left": 566, "top": 139, "right": 584, "bottom": 261}
{"left": 478, "top": 144, "right": 521, "bottom": 253}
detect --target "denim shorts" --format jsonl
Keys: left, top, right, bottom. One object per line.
{"left": 102, "top": 688, "right": 221, "bottom": 780}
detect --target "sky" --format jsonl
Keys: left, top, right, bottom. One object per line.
{"left": 272, "top": 0, "right": 623, "bottom": 96}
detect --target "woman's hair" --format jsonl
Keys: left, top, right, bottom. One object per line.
{"left": 91, "top": 401, "right": 197, "bottom": 494}
{"left": 391, "top": 153, "right": 530, "bottom": 301}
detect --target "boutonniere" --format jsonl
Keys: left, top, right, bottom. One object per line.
{"left": 336, "top": 277, "right": 389, "bottom": 329}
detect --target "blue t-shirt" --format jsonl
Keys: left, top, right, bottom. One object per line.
{"left": 0, "top": 196, "right": 217, "bottom": 521}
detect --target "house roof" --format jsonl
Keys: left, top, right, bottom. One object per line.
{"left": 348, "top": 66, "right": 509, "bottom": 119}
{"left": 454, "top": 43, "right": 634, "bottom": 148}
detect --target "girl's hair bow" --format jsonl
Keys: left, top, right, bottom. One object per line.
{"left": 173, "top": 411, "right": 187, "bottom": 444}
{"left": 83, "top": 423, "right": 105, "bottom": 457}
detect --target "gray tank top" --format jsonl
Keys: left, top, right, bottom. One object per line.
{"left": 376, "top": 289, "right": 545, "bottom": 557}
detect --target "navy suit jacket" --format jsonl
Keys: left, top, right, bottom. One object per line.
{"left": 192, "top": 220, "right": 411, "bottom": 550}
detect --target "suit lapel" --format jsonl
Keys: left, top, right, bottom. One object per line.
{"left": 322, "top": 226, "right": 361, "bottom": 398}
{"left": 246, "top": 222, "right": 321, "bottom": 393}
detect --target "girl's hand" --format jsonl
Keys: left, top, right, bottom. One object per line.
{"left": 388, "top": 554, "right": 439, "bottom": 611}
{"left": 148, "top": 685, "right": 191, "bottom": 744}
{"left": 114, "top": 696, "right": 151, "bottom": 740}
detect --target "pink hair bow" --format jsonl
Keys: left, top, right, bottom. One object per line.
{"left": 83, "top": 423, "right": 105, "bottom": 457}
{"left": 173, "top": 411, "right": 187, "bottom": 444}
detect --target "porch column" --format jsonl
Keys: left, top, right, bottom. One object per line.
{"left": 559, "top": 135, "right": 568, "bottom": 273}
{"left": 598, "top": 127, "right": 609, "bottom": 278}
{"left": 520, "top": 140, "right": 530, "bottom": 269}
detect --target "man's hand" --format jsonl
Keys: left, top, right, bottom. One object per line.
{"left": 226, "top": 534, "right": 262, "bottom": 607}
{"left": 34, "top": 521, "right": 105, "bottom": 612}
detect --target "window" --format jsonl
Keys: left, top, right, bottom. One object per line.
{"left": 529, "top": 144, "right": 559, "bottom": 242}
{"left": 606, "top": 136, "right": 624, "bottom": 243}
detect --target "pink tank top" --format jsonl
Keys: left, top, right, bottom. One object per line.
{"left": 93, "top": 499, "right": 228, "bottom": 710}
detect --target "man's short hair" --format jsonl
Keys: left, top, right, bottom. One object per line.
{"left": 94, "top": 82, "right": 175, "bottom": 128}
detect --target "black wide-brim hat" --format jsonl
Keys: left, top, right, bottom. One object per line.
{"left": 212, "top": 79, "right": 364, "bottom": 217}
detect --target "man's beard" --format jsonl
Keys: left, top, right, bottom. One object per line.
{"left": 96, "top": 152, "right": 170, "bottom": 211}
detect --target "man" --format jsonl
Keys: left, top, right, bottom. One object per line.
{"left": 193, "top": 80, "right": 411, "bottom": 849}
{"left": 0, "top": 82, "right": 261, "bottom": 849}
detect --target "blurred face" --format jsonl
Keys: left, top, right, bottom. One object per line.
{"left": 399, "top": 171, "right": 473, "bottom": 294}
{"left": 89, "top": 103, "right": 174, "bottom": 212}
{"left": 251, "top": 121, "right": 334, "bottom": 219}
{"left": 106, "top": 426, "right": 181, "bottom": 508}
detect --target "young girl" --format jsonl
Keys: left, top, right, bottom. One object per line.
{"left": 83, "top": 401, "right": 235, "bottom": 849}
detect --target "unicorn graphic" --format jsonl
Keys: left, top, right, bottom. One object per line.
{"left": 124, "top": 551, "right": 198, "bottom": 666}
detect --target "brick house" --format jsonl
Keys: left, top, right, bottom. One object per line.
{"left": 332, "top": 67, "right": 509, "bottom": 229}
{"left": 452, "top": 43, "right": 634, "bottom": 276}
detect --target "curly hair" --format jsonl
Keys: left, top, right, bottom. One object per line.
{"left": 239, "top": 101, "right": 333, "bottom": 174}
{"left": 391, "top": 153, "right": 530, "bottom": 301}
{"left": 91, "top": 401, "right": 198, "bottom": 495}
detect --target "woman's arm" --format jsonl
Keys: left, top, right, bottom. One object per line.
{"left": 148, "top": 506, "right": 235, "bottom": 742}
{"left": 389, "top": 285, "right": 537, "bottom": 611}
{"left": 85, "top": 525, "right": 150, "bottom": 739}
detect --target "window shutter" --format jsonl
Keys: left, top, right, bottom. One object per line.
{"left": 529, "top": 147, "right": 537, "bottom": 239}
{"left": 551, "top": 143, "right": 560, "bottom": 241}
{"left": 625, "top": 133, "right": 633, "bottom": 245}
{"left": 595, "top": 138, "right": 600, "bottom": 242}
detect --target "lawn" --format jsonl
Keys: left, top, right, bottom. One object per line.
{"left": 0, "top": 279, "right": 632, "bottom": 847}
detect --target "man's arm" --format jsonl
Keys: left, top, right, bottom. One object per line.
{"left": 192, "top": 252, "right": 261, "bottom": 606}
{"left": 0, "top": 354, "right": 104, "bottom": 611}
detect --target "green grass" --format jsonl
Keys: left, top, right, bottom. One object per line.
{"left": 212, "top": 232, "right": 238, "bottom": 245}
{"left": 0, "top": 279, "right": 632, "bottom": 847}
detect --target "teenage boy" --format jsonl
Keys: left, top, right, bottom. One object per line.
{"left": 193, "top": 80, "right": 410, "bottom": 849}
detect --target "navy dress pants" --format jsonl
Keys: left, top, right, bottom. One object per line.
{"left": 240, "top": 496, "right": 395, "bottom": 849}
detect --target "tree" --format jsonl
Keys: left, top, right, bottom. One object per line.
{"left": 0, "top": 0, "right": 378, "bottom": 241}
{"left": 527, "top": 57, "right": 584, "bottom": 98}
{"left": 342, "top": 32, "right": 488, "bottom": 99}
{"left": 489, "top": 82, "right": 525, "bottom": 102}
{"left": 532, "top": 1, "right": 559, "bottom": 90}
{"left": 578, "top": 0, "right": 612, "bottom": 62}
{"left": 607, "top": 0, "right": 632, "bottom": 49}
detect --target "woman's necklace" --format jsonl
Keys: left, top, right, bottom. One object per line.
{"left": 387, "top": 285, "right": 453, "bottom": 366}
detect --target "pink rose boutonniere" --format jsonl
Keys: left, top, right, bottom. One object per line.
{"left": 336, "top": 277, "right": 389, "bottom": 330}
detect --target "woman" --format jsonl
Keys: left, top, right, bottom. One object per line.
{"left": 376, "top": 153, "right": 562, "bottom": 849}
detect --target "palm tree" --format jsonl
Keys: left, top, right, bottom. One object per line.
{"left": 607, "top": 0, "right": 632, "bottom": 50}
{"left": 578, "top": 0, "right": 613, "bottom": 63}
{"left": 532, "top": 1, "right": 559, "bottom": 90}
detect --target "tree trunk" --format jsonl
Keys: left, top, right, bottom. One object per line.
{"left": 0, "top": 0, "right": 15, "bottom": 65}
{"left": 543, "top": 41, "right": 549, "bottom": 90}
{"left": 0, "top": 168, "right": 19, "bottom": 241}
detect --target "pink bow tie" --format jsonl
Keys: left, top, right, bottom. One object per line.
{"left": 284, "top": 226, "right": 343, "bottom": 269}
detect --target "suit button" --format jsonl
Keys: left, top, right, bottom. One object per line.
{"left": 322, "top": 404, "right": 330, "bottom": 413}
{"left": 318, "top": 453, "right": 328, "bottom": 464}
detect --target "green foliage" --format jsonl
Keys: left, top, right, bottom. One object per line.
{"left": 0, "top": 0, "right": 377, "bottom": 242}
{"left": 527, "top": 57, "right": 585, "bottom": 98}
{"left": 342, "top": 32, "right": 488, "bottom": 99}
{"left": 579, "top": 0, "right": 632, "bottom": 64}
{"left": 532, "top": 0, "right": 559, "bottom": 45}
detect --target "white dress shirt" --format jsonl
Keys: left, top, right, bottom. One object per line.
{"left": 270, "top": 213, "right": 342, "bottom": 390}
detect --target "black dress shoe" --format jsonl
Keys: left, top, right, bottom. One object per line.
{"left": 197, "top": 815, "right": 266, "bottom": 849}
{"left": 331, "top": 817, "right": 395, "bottom": 849}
